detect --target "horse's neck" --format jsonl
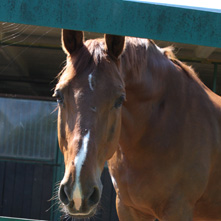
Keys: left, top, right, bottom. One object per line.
{"left": 120, "top": 38, "right": 182, "bottom": 149}
{"left": 121, "top": 38, "right": 171, "bottom": 98}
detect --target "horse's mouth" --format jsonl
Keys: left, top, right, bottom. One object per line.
{"left": 64, "top": 204, "right": 97, "bottom": 219}
{"left": 68, "top": 209, "right": 96, "bottom": 218}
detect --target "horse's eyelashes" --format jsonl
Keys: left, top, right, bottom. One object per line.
{"left": 114, "top": 95, "right": 125, "bottom": 109}
{"left": 53, "top": 89, "right": 64, "bottom": 105}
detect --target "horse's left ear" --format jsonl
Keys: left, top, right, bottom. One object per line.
{"left": 61, "top": 29, "right": 84, "bottom": 55}
{"left": 105, "top": 34, "right": 125, "bottom": 59}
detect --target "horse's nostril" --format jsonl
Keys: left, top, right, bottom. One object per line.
{"left": 88, "top": 187, "right": 100, "bottom": 205}
{"left": 59, "top": 184, "right": 70, "bottom": 205}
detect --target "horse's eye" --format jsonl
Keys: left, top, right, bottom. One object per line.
{"left": 53, "top": 89, "right": 64, "bottom": 104}
{"left": 114, "top": 95, "right": 125, "bottom": 109}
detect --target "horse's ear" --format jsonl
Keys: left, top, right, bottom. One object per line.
{"left": 105, "top": 34, "right": 125, "bottom": 59}
{"left": 61, "top": 29, "right": 84, "bottom": 55}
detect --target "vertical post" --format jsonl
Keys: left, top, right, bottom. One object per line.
{"left": 0, "top": 23, "right": 3, "bottom": 43}
{"left": 212, "top": 63, "right": 218, "bottom": 93}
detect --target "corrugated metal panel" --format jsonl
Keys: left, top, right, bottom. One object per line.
{"left": 0, "top": 97, "right": 57, "bottom": 162}
{"left": 0, "top": 161, "right": 53, "bottom": 220}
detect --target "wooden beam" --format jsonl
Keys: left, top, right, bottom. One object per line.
{"left": 0, "top": 0, "right": 220, "bottom": 47}
{"left": 195, "top": 46, "right": 216, "bottom": 59}
{"left": 0, "top": 46, "right": 29, "bottom": 76}
{"left": 0, "top": 23, "right": 3, "bottom": 41}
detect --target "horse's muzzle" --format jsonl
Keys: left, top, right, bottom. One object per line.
{"left": 59, "top": 182, "right": 102, "bottom": 217}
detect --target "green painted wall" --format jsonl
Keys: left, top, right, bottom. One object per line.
{"left": 0, "top": 0, "right": 220, "bottom": 47}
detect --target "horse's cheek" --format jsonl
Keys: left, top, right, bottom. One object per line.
{"left": 57, "top": 114, "right": 68, "bottom": 154}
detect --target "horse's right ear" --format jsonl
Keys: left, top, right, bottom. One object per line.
{"left": 61, "top": 29, "right": 84, "bottom": 55}
{"left": 105, "top": 34, "right": 125, "bottom": 59}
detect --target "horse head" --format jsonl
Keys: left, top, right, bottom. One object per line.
{"left": 54, "top": 30, "right": 125, "bottom": 218}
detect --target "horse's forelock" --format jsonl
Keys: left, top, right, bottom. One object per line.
{"left": 57, "top": 39, "right": 106, "bottom": 88}
{"left": 56, "top": 60, "right": 74, "bottom": 89}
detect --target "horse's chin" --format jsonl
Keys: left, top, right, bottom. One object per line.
{"left": 64, "top": 205, "right": 97, "bottom": 219}
{"left": 68, "top": 210, "right": 97, "bottom": 219}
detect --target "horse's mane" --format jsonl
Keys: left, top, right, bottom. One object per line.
{"left": 123, "top": 37, "right": 197, "bottom": 80}
{"left": 162, "top": 45, "right": 197, "bottom": 78}
{"left": 56, "top": 39, "right": 106, "bottom": 89}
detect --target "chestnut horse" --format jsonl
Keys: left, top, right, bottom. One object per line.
{"left": 54, "top": 30, "right": 221, "bottom": 220}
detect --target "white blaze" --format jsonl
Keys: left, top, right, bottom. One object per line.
{"left": 88, "top": 73, "right": 94, "bottom": 91}
{"left": 73, "top": 131, "right": 90, "bottom": 210}
{"left": 111, "top": 175, "right": 118, "bottom": 189}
